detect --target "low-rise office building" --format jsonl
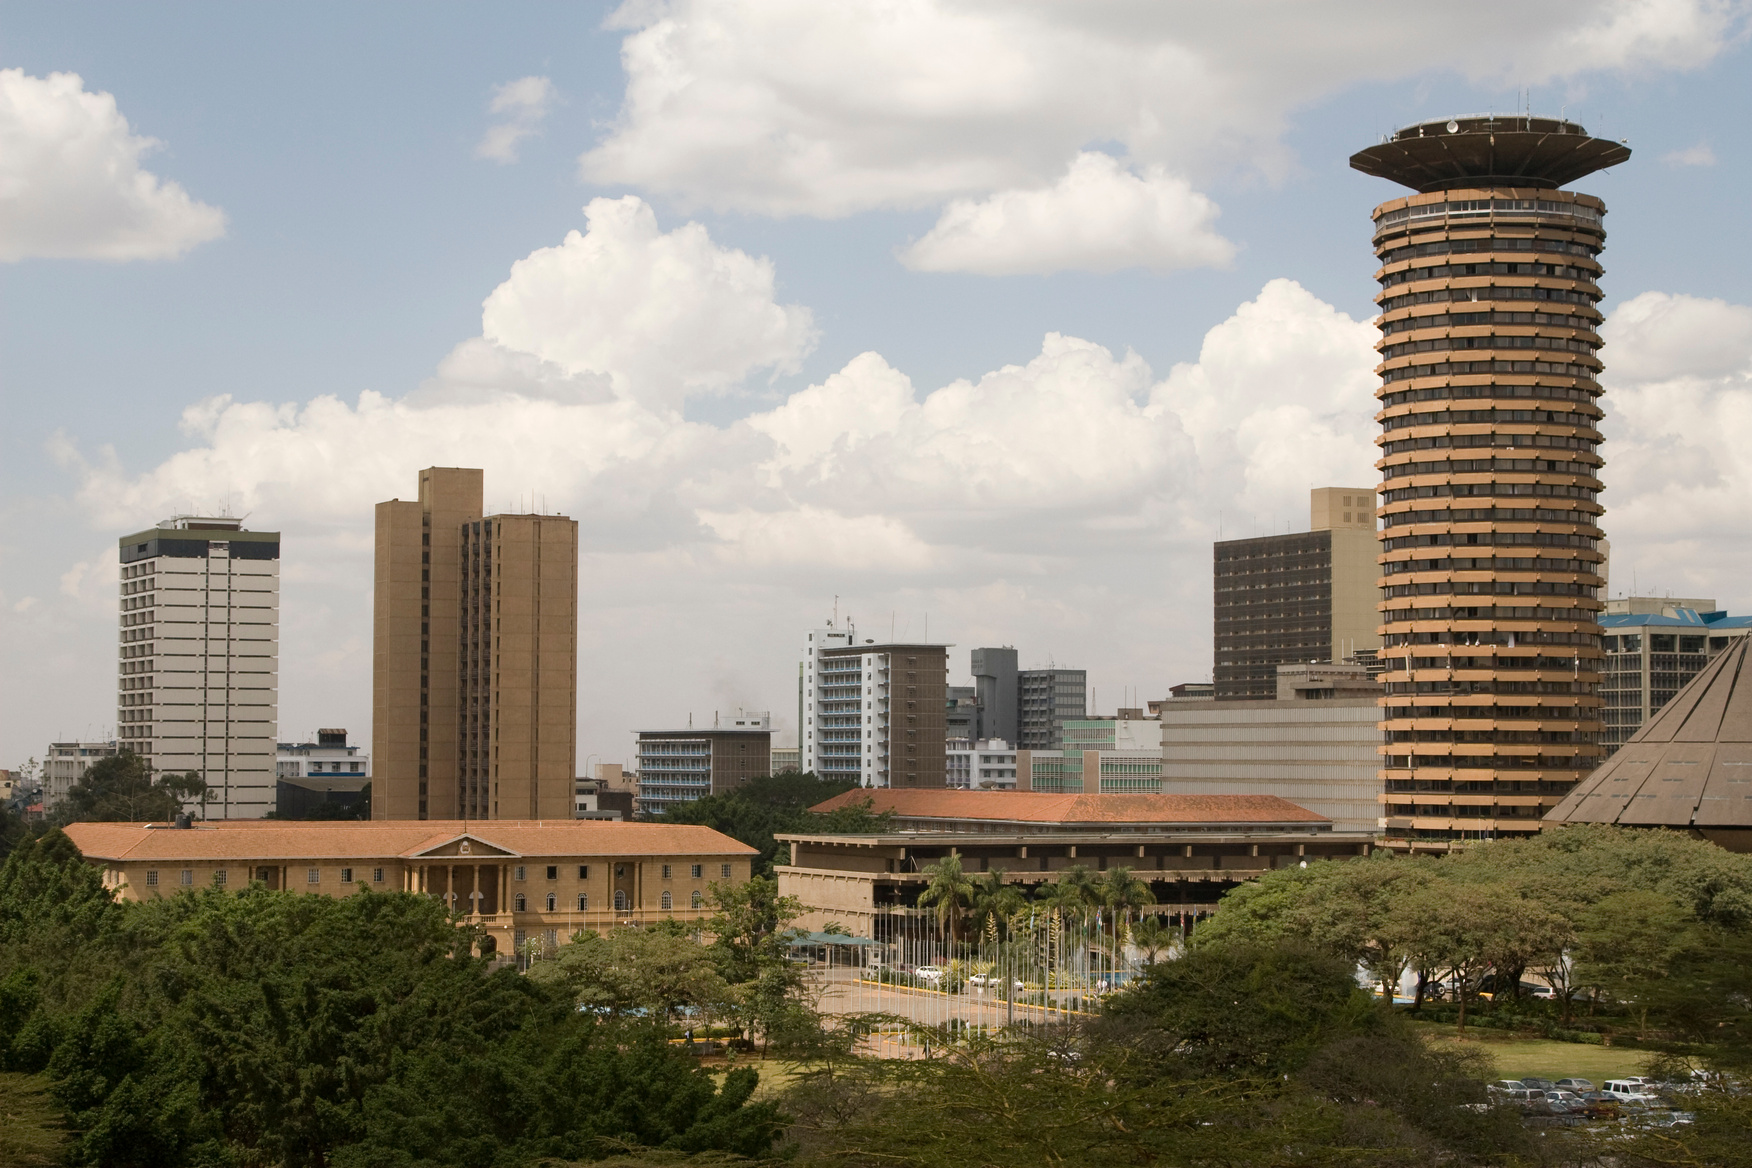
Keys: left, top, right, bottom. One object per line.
{"left": 1025, "top": 718, "right": 1165, "bottom": 794}
{"left": 635, "top": 712, "right": 773, "bottom": 816}
{"left": 276, "top": 729, "right": 370, "bottom": 818}
{"left": 777, "top": 788, "right": 1369, "bottom": 937}
{"left": 43, "top": 740, "right": 119, "bottom": 810}
{"left": 1159, "top": 663, "right": 1383, "bottom": 833}
{"left": 64, "top": 819, "right": 757, "bottom": 955}
{"left": 947, "top": 738, "right": 1018, "bottom": 789}
{"left": 1599, "top": 599, "right": 1752, "bottom": 755}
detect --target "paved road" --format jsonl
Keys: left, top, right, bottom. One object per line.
{"left": 808, "top": 965, "right": 1095, "bottom": 1031}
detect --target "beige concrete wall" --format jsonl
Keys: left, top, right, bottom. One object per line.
{"left": 489, "top": 514, "right": 578, "bottom": 820}
{"left": 1158, "top": 698, "right": 1383, "bottom": 832}
{"left": 1310, "top": 487, "right": 1377, "bottom": 533}
{"left": 1328, "top": 526, "right": 1382, "bottom": 660}
{"left": 373, "top": 499, "right": 427, "bottom": 819}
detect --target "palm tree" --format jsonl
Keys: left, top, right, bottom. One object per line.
{"left": 1049, "top": 864, "right": 1100, "bottom": 920}
{"left": 1096, "top": 866, "right": 1156, "bottom": 924}
{"left": 1128, "top": 915, "right": 1177, "bottom": 965}
{"left": 968, "top": 870, "right": 1027, "bottom": 941}
{"left": 917, "top": 853, "right": 976, "bottom": 948}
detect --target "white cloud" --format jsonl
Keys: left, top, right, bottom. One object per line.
{"left": 1662, "top": 141, "right": 1718, "bottom": 166}
{"left": 476, "top": 75, "right": 556, "bottom": 163}
{"left": 0, "top": 68, "right": 225, "bottom": 262}
{"left": 582, "top": 0, "right": 1743, "bottom": 218}
{"left": 480, "top": 195, "right": 817, "bottom": 411}
{"left": 899, "top": 152, "right": 1234, "bottom": 275}
{"left": 1599, "top": 292, "right": 1752, "bottom": 600}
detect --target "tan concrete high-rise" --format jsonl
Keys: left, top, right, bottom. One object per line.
{"left": 1350, "top": 117, "right": 1628, "bottom": 843}
{"left": 373, "top": 468, "right": 578, "bottom": 821}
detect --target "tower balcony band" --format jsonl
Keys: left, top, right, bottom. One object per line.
{"left": 1351, "top": 115, "right": 1626, "bottom": 844}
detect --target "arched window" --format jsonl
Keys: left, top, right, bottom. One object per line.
{"left": 661, "top": 891, "right": 673, "bottom": 910}
{"left": 513, "top": 893, "right": 526, "bottom": 912}
{"left": 690, "top": 890, "right": 703, "bottom": 909}
{"left": 614, "top": 889, "right": 628, "bottom": 912}
{"left": 545, "top": 893, "right": 556, "bottom": 912}
{"left": 576, "top": 893, "right": 588, "bottom": 911}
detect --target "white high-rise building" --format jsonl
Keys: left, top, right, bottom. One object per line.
{"left": 800, "top": 623, "right": 949, "bottom": 789}
{"left": 117, "top": 516, "right": 280, "bottom": 818}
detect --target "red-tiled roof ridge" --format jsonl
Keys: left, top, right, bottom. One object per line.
{"left": 62, "top": 819, "right": 758, "bottom": 862}
{"left": 808, "top": 788, "right": 1328, "bottom": 824}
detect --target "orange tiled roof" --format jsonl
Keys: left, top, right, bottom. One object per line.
{"left": 63, "top": 819, "right": 757, "bottom": 863}
{"left": 809, "top": 788, "right": 1328, "bottom": 825}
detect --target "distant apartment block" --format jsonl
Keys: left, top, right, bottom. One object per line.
{"left": 635, "top": 712, "right": 772, "bottom": 817}
{"left": 947, "top": 738, "right": 1019, "bottom": 789}
{"left": 373, "top": 468, "right": 578, "bottom": 822}
{"left": 801, "top": 624, "right": 948, "bottom": 788}
{"left": 1020, "top": 718, "right": 1164, "bottom": 795}
{"left": 118, "top": 515, "right": 280, "bottom": 818}
{"left": 968, "top": 647, "right": 1087, "bottom": 750}
{"left": 1160, "top": 662, "right": 1383, "bottom": 833}
{"left": 1600, "top": 598, "right": 1752, "bottom": 754}
{"left": 770, "top": 746, "right": 801, "bottom": 774}
{"left": 43, "top": 740, "right": 119, "bottom": 811}
{"left": 945, "top": 687, "right": 977, "bottom": 743}
{"left": 1213, "top": 488, "right": 1379, "bottom": 701}
{"left": 276, "top": 729, "right": 370, "bottom": 818}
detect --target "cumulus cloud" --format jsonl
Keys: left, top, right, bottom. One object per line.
{"left": 899, "top": 152, "right": 1234, "bottom": 275}
{"left": 480, "top": 196, "right": 817, "bottom": 411}
{"left": 476, "top": 75, "right": 556, "bottom": 163}
{"left": 0, "top": 68, "right": 225, "bottom": 262}
{"left": 1599, "top": 292, "right": 1752, "bottom": 600}
{"left": 582, "top": 0, "right": 1742, "bottom": 218}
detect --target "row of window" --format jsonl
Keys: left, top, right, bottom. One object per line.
{"left": 509, "top": 862, "right": 731, "bottom": 881}
{"left": 143, "top": 866, "right": 385, "bottom": 887}
{"left": 511, "top": 889, "right": 703, "bottom": 912}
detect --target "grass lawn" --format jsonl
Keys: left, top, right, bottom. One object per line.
{"left": 1408, "top": 1020, "right": 1653, "bottom": 1083}
{"left": 0, "top": 1071, "right": 68, "bottom": 1168}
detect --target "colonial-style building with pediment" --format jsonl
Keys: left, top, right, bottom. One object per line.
{"left": 63, "top": 818, "right": 757, "bottom": 956}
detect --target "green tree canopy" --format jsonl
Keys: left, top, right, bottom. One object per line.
{"left": 58, "top": 752, "right": 205, "bottom": 824}
{"left": 655, "top": 773, "right": 891, "bottom": 875}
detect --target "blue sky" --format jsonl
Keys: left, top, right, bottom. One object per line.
{"left": 4, "top": 2, "right": 1751, "bottom": 769}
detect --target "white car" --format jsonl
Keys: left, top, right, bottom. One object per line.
{"left": 913, "top": 965, "right": 944, "bottom": 984}
{"left": 1602, "top": 1080, "right": 1662, "bottom": 1104}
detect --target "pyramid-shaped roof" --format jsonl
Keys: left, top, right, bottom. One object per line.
{"left": 1546, "top": 637, "right": 1752, "bottom": 830}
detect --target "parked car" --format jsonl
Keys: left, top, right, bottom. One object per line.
{"left": 1520, "top": 1077, "right": 1556, "bottom": 1092}
{"left": 1502, "top": 1088, "right": 1549, "bottom": 1113}
{"left": 1602, "top": 1080, "right": 1662, "bottom": 1105}
{"left": 1574, "top": 1092, "right": 1621, "bottom": 1119}
{"left": 1526, "top": 983, "right": 1557, "bottom": 1000}
{"left": 913, "top": 965, "right": 944, "bottom": 985}
{"left": 1554, "top": 1078, "right": 1594, "bottom": 1094}
{"left": 1489, "top": 1080, "right": 1526, "bottom": 1094}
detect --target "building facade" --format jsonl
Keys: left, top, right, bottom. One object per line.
{"left": 43, "top": 740, "right": 118, "bottom": 811}
{"left": 1351, "top": 117, "right": 1625, "bottom": 842}
{"left": 1599, "top": 601, "right": 1752, "bottom": 754}
{"left": 970, "top": 647, "right": 1019, "bottom": 743}
{"left": 947, "top": 738, "right": 1018, "bottom": 789}
{"left": 374, "top": 468, "right": 578, "bottom": 822}
{"left": 635, "top": 712, "right": 773, "bottom": 816}
{"left": 276, "top": 729, "right": 370, "bottom": 817}
{"left": 1022, "top": 718, "right": 1165, "bottom": 795}
{"left": 1159, "top": 664, "right": 1384, "bottom": 834}
{"left": 118, "top": 516, "right": 280, "bottom": 818}
{"left": 777, "top": 789, "right": 1368, "bottom": 937}
{"left": 967, "top": 648, "right": 1087, "bottom": 750}
{"left": 1212, "top": 488, "right": 1379, "bottom": 701}
{"left": 1019, "top": 668, "right": 1089, "bottom": 750}
{"left": 801, "top": 625, "right": 949, "bottom": 788}
{"left": 64, "top": 819, "right": 757, "bottom": 956}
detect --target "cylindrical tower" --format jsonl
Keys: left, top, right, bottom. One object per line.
{"left": 1349, "top": 116, "right": 1630, "bottom": 844}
